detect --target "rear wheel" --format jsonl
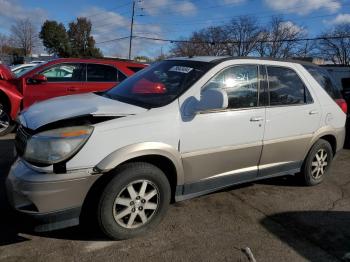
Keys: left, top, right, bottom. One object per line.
{"left": 0, "top": 103, "right": 15, "bottom": 136}
{"left": 97, "top": 162, "right": 171, "bottom": 240}
{"left": 301, "top": 139, "right": 333, "bottom": 186}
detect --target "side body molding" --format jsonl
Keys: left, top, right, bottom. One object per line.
{"left": 95, "top": 142, "right": 185, "bottom": 185}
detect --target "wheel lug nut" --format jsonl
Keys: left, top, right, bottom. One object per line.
{"left": 141, "top": 199, "right": 146, "bottom": 203}
{"left": 130, "top": 201, "right": 134, "bottom": 206}
{"left": 136, "top": 196, "right": 140, "bottom": 200}
{"left": 132, "top": 208, "right": 136, "bottom": 212}
{"left": 139, "top": 207, "right": 143, "bottom": 211}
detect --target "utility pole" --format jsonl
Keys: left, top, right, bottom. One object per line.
{"left": 128, "top": 0, "right": 136, "bottom": 60}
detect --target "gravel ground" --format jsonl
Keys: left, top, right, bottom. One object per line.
{"left": 0, "top": 133, "right": 350, "bottom": 262}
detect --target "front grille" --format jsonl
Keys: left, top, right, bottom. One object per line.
{"left": 15, "top": 125, "right": 32, "bottom": 156}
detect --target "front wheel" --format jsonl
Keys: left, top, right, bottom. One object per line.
{"left": 301, "top": 139, "right": 333, "bottom": 186}
{"left": 97, "top": 162, "right": 171, "bottom": 240}
{"left": 0, "top": 104, "right": 15, "bottom": 136}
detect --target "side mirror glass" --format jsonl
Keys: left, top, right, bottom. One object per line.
{"left": 182, "top": 88, "right": 228, "bottom": 118}
{"left": 30, "top": 74, "right": 47, "bottom": 84}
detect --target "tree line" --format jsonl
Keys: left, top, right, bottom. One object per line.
{"left": 0, "top": 17, "right": 102, "bottom": 59}
{"left": 170, "top": 16, "right": 350, "bottom": 65}
{"left": 0, "top": 15, "right": 349, "bottom": 65}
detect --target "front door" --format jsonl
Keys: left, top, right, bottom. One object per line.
{"left": 23, "top": 63, "right": 85, "bottom": 108}
{"left": 180, "top": 64, "right": 266, "bottom": 193}
{"left": 259, "top": 65, "right": 321, "bottom": 176}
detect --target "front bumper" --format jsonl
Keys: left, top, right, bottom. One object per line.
{"left": 6, "top": 159, "right": 101, "bottom": 231}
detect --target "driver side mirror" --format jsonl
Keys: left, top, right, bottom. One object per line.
{"left": 29, "top": 74, "right": 47, "bottom": 84}
{"left": 182, "top": 88, "right": 228, "bottom": 117}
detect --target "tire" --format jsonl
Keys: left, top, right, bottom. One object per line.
{"left": 301, "top": 139, "right": 333, "bottom": 186}
{"left": 97, "top": 162, "right": 171, "bottom": 240}
{"left": 0, "top": 103, "right": 15, "bottom": 136}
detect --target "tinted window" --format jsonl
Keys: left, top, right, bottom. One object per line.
{"left": 128, "top": 66, "right": 144, "bottom": 73}
{"left": 87, "top": 64, "right": 125, "bottom": 82}
{"left": 104, "top": 60, "right": 212, "bottom": 108}
{"left": 304, "top": 65, "right": 342, "bottom": 99}
{"left": 41, "top": 63, "right": 84, "bottom": 82}
{"left": 202, "top": 65, "right": 259, "bottom": 109}
{"left": 267, "top": 66, "right": 311, "bottom": 106}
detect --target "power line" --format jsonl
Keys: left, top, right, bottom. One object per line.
{"left": 96, "top": 36, "right": 129, "bottom": 44}
{"left": 132, "top": 35, "right": 350, "bottom": 45}
{"left": 129, "top": 0, "right": 136, "bottom": 59}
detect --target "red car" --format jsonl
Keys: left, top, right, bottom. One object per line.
{"left": 0, "top": 58, "right": 146, "bottom": 135}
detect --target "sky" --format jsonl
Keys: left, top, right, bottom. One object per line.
{"left": 0, "top": 0, "right": 349, "bottom": 58}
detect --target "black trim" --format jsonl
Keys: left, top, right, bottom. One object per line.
{"left": 17, "top": 206, "right": 81, "bottom": 232}
{"left": 175, "top": 161, "right": 303, "bottom": 202}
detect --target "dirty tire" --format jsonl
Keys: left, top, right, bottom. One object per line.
{"left": 98, "top": 162, "right": 171, "bottom": 240}
{"left": 301, "top": 139, "right": 333, "bottom": 186}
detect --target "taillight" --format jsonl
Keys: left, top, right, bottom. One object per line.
{"left": 335, "top": 99, "right": 348, "bottom": 114}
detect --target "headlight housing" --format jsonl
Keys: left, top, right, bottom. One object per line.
{"left": 23, "top": 126, "right": 93, "bottom": 165}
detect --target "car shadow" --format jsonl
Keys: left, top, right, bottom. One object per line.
{"left": 260, "top": 211, "right": 350, "bottom": 261}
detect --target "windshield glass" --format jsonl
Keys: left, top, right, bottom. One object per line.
{"left": 104, "top": 60, "right": 213, "bottom": 108}
{"left": 16, "top": 62, "right": 48, "bottom": 78}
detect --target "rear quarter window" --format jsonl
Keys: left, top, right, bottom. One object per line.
{"left": 303, "top": 65, "right": 343, "bottom": 99}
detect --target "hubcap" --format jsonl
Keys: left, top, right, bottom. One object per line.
{"left": 0, "top": 105, "right": 10, "bottom": 133}
{"left": 113, "top": 179, "right": 160, "bottom": 229}
{"left": 311, "top": 149, "right": 328, "bottom": 179}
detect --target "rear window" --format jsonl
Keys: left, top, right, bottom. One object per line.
{"left": 303, "top": 65, "right": 343, "bottom": 99}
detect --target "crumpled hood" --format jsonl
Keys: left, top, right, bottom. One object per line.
{"left": 20, "top": 93, "right": 147, "bottom": 130}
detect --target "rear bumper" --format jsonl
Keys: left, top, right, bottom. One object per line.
{"left": 6, "top": 159, "right": 101, "bottom": 231}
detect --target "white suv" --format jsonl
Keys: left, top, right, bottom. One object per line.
{"left": 6, "top": 57, "right": 347, "bottom": 239}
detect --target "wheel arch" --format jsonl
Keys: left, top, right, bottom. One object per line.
{"left": 0, "top": 86, "right": 22, "bottom": 120}
{"left": 95, "top": 142, "right": 184, "bottom": 199}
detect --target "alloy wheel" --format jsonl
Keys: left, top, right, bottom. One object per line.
{"left": 311, "top": 149, "right": 328, "bottom": 179}
{"left": 113, "top": 179, "right": 160, "bottom": 229}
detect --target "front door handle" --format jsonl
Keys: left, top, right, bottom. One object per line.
{"left": 309, "top": 110, "right": 319, "bottom": 115}
{"left": 250, "top": 116, "right": 264, "bottom": 122}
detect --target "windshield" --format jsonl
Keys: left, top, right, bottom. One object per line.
{"left": 16, "top": 62, "right": 48, "bottom": 78}
{"left": 104, "top": 60, "right": 213, "bottom": 108}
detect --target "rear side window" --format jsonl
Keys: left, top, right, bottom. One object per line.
{"left": 304, "top": 65, "right": 342, "bottom": 99}
{"left": 87, "top": 64, "right": 126, "bottom": 82}
{"left": 267, "top": 66, "right": 312, "bottom": 106}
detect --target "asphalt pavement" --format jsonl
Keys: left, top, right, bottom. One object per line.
{"left": 0, "top": 133, "right": 350, "bottom": 262}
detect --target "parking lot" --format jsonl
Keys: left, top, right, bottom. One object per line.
{"left": 0, "top": 133, "right": 350, "bottom": 262}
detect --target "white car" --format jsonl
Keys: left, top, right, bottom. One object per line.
{"left": 6, "top": 57, "right": 347, "bottom": 239}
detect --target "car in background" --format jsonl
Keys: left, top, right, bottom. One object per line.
{"left": 321, "top": 65, "right": 350, "bottom": 146}
{"left": 11, "top": 63, "right": 43, "bottom": 76}
{"left": 0, "top": 58, "right": 147, "bottom": 135}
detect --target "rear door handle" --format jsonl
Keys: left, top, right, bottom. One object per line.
{"left": 250, "top": 116, "right": 264, "bottom": 122}
{"left": 309, "top": 110, "right": 319, "bottom": 115}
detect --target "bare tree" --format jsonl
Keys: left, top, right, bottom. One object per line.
{"left": 317, "top": 24, "right": 350, "bottom": 65}
{"left": 10, "top": 18, "right": 38, "bottom": 56}
{"left": 257, "top": 17, "right": 307, "bottom": 58}
{"left": 225, "top": 16, "right": 262, "bottom": 56}
{"left": 0, "top": 33, "right": 9, "bottom": 56}
{"left": 171, "top": 26, "right": 228, "bottom": 57}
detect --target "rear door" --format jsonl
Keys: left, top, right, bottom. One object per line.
{"left": 23, "top": 63, "right": 85, "bottom": 108}
{"left": 83, "top": 63, "right": 127, "bottom": 93}
{"left": 258, "top": 65, "right": 321, "bottom": 176}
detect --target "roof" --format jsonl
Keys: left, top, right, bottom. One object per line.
{"left": 167, "top": 56, "right": 318, "bottom": 67}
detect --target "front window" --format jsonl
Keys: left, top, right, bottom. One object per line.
{"left": 40, "top": 63, "right": 85, "bottom": 82}
{"left": 104, "top": 60, "right": 213, "bottom": 108}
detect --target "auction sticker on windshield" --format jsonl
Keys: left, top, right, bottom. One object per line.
{"left": 169, "top": 66, "right": 193, "bottom": 74}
